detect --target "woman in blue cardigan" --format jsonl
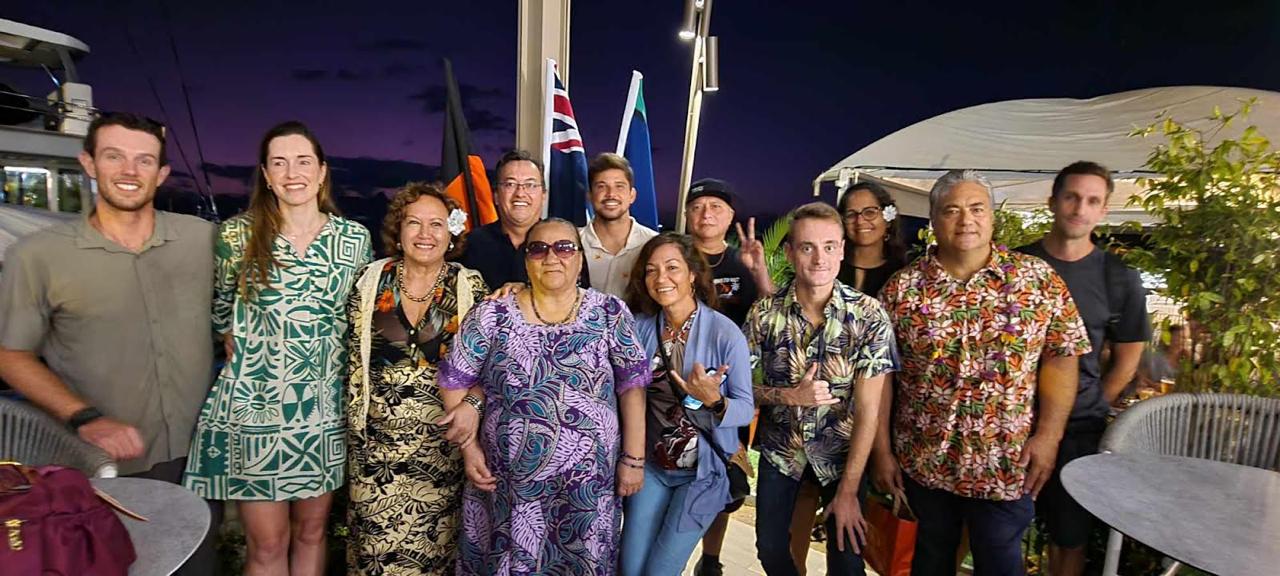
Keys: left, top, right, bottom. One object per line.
{"left": 620, "top": 233, "right": 755, "bottom": 576}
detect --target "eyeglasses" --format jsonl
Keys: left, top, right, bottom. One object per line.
{"left": 500, "top": 180, "right": 544, "bottom": 193}
{"left": 525, "top": 240, "right": 580, "bottom": 260}
{"left": 843, "top": 206, "right": 883, "bottom": 222}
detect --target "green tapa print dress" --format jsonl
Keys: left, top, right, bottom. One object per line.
{"left": 184, "top": 214, "right": 372, "bottom": 500}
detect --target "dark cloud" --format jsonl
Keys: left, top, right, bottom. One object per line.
{"left": 407, "top": 82, "right": 509, "bottom": 132}
{"left": 291, "top": 69, "right": 328, "bottom": 81}
{"left": 407, "top": 83, "right": 505, "bottom": 114}
{"left": 357, "top": 38, "right": 431, "bottom": 52}
{"left": 335, "top": 69, "right": 368, "bottom": 81}
{"left": 291, "top": 64, "right": 426, "bottom": 83}
{"left": 382, "top": 62, "right": 430, "bottom": 78}
{"left": 464, "top": 108, "right": 510, "bottom": 132}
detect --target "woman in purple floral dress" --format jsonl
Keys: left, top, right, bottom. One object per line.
{"left": 439, "top": 218, "right": 649, "bottom": 575}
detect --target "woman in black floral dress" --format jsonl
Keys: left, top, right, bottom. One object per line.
{"left": 345, "top": 182, "right": 488, "bottom": 575}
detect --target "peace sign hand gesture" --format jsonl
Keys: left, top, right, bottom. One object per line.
{"left": 734, "top": 217, "right": 767, "bottom": 277}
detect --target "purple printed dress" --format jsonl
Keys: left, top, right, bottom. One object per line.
{"left": 439, "top": 289, "right": 649, "bottom": 575}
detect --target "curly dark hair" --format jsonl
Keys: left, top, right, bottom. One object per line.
{"left": 625, "top": 232, "right": 720, "bottom": 316}
{"left": 381, "top": 181, "right": 467, "bottom": 260}
{"left": 838, "top": 181, "right": 907, "bottom": 265}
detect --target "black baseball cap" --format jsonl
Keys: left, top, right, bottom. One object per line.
{"left": 685, "top": 178, "right": 735, "bottom": 209}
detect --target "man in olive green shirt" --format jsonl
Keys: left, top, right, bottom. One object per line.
{"left": 0, "top": 112, "right": 217, "bottom": 575}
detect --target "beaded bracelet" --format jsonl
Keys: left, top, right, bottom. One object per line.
{"left": 620, "top": 461, "right": 644, "bottom": 470}
{"left": 462, "top": 394, "right": 484, "bottom": 417}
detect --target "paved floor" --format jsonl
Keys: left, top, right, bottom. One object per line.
{"left": 680, "top": 508, "right": 830, "bottom": 575}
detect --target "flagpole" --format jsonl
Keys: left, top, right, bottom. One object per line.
{"left": 616, "top": 71, "right": 642, "bottom": 154}
{"left": 541, "top": 58, "right": 555, "bottom": 219}
{"left": 674, "top": 0, "right": 715, "bottom": 234}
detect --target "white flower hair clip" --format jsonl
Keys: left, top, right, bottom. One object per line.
{"left": 447, "top": 208, "right": 468, "bottom": 236}
{"left": 882, "top": 204, "right": 898, "bottom": 223}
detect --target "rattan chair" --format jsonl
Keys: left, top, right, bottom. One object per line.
{"left": 0, "top": 397, "right": 116, "bottom": 477}
{"left": 1097, "top": 392, "right": 1280, "bottom": 575}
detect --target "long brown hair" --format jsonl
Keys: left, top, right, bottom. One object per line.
{"left": 239, "top": 121, "right": 340, "bottom": 295}
{"left": 625, "top": 233, "right": 720, "bottom": 316}
{"left": 838, "top": 181, "right": 907, "bottom": 265}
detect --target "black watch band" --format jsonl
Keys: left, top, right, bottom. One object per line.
{"left": 67, "top": 407, "right": 104, "bottom": 432}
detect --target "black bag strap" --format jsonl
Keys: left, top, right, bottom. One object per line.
{"left": 1101, "top": 249, "right": 1129, "bottom": 335}
{"left": 656, "top": 314, "right": 734, "bottom": 467}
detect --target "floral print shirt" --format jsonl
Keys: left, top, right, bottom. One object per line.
{"left": 745, "top": 280, "right": 897, "bottom": 485}
{"left": 878, "top": 245, "right": 1091, "bottom": 501}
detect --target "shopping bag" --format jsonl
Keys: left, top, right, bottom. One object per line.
{"left": 864, "top": 489, "right": 916, "bottom": 576}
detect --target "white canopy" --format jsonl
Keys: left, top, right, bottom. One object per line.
{"left": 816, "top": 86, "right": 1280, "bottom": 223}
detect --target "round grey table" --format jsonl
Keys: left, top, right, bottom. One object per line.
{"left": 1061, "top": 452, "right": 1280, "bottom": 576}
{"left": 91, "top": 477, "right": 211, "bottom": 576}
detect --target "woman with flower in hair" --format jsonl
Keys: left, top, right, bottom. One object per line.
{"left": 344, "top": 182, "right": 488, "bottom": 575}
{"left": 838, "top": 181, "right": 908, "bottom": 297}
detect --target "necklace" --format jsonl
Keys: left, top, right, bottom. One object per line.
{"left": 703, "top": 239, "right": 730, "bottom": 268}
{"left": 531, "top": 289, "right": 582, "bottom": 325}
{"left": 282, "top": 215, "right": 327, "bottom": 241}
{"left": 398, "top": 260, "right": 447, "bottom": 303}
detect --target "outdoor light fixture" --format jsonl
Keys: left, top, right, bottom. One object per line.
{"left": 674, "top": 0, "right": 720, "bottom": 232}
{"left": 678, "top": 0, "right": 697, "bottom": 40}
{"left": 703, "top": 36, "right": 719, "bottom": 92}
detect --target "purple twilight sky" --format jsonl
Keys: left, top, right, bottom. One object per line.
{"left": 7, "top": 0, "right": 1280, "bottom": 225}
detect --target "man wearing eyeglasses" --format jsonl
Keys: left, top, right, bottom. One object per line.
{"left": 579, "top": 153, "right": 657, "bottom": 298}
{"left": 457, "top": 149, "right": 549, "bottom": 288}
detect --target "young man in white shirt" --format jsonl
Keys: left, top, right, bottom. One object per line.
{"left": 579, "top": 153, "right": 657, "bottom": 297}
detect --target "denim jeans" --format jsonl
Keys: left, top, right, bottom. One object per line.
{"left": 903, "top": 475, "right": 1035, "bottom": 576}
{"left": 755, "top": 460, "right": 867, "bottom": 576}
{"left": 620, "top": 466, "right": 707, "bottom": 576}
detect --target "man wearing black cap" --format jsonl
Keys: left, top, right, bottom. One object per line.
{"left": 686, "top": 177, "right": 772, "bottom": 576}
{"left": 685, "top": 178, "right": 773, "bottom": 326}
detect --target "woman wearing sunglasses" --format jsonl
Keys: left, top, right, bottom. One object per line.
{"left": 439, "top": 218, "right": 649, "bottom": 575}
{"left": 619, "top": 233, "right": 755, "bottom": 576}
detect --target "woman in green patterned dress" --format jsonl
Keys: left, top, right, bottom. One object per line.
{"left": 183, "top": 121, "right": 372, "bottom": 575}
{"left": 345, "top": 182, "right": 488, "bottom": 575}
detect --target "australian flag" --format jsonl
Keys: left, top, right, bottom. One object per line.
{"left": 543, "top": 60, "right": 589, "bottom": 226}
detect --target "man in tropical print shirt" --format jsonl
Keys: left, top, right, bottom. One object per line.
{"left": 746, "top": 202, "right": 897, "bottom": 576}
{"left": 877, "top": 170, "right": 1090, "bottom": 576}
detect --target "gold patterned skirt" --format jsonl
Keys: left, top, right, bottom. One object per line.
{"left": 347, "top": 362, "right": 462, "bottom": 576}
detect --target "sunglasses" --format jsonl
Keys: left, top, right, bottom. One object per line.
{"left": 525, "top": 240, "right": 580, "bottom": 260}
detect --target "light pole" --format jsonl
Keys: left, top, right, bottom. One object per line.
{"left": 674, "top": 0, "right": 719, "bottom": 233}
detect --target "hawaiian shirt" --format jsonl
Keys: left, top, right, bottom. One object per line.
{"left": 878, "top": 245, "right": 1091, "bottom": 501}
{"left": 745, "top": 280, "right": 897, "bottom": 485}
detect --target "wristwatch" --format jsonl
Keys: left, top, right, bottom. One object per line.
{"left": 706, "top": 397, "right": 726, "bottom": 417}
{"left": 67, "top": 407, "right": 104, "bottom": 432}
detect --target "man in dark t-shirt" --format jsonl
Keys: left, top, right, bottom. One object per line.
{"left": 684, "top": 178, "right": 771, "bottom": 326}
{"left": 1018, "top": 161, "right": 1150, "bottom": 576}
{"left": 457, "top": 150, "right": 545, "bottom": 288}
{"left": 683, "top": 178, "right": 772, "bottom": 576}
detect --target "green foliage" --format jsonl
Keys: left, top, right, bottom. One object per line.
{"left": 761, "top": 214, "right": 795, "bottom": 287}
{"left": 912, "top": 202, "right": 1054, "bottom": 257}
{"left": 1125, "top": 101, "right": 1280, "bottom": 397}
